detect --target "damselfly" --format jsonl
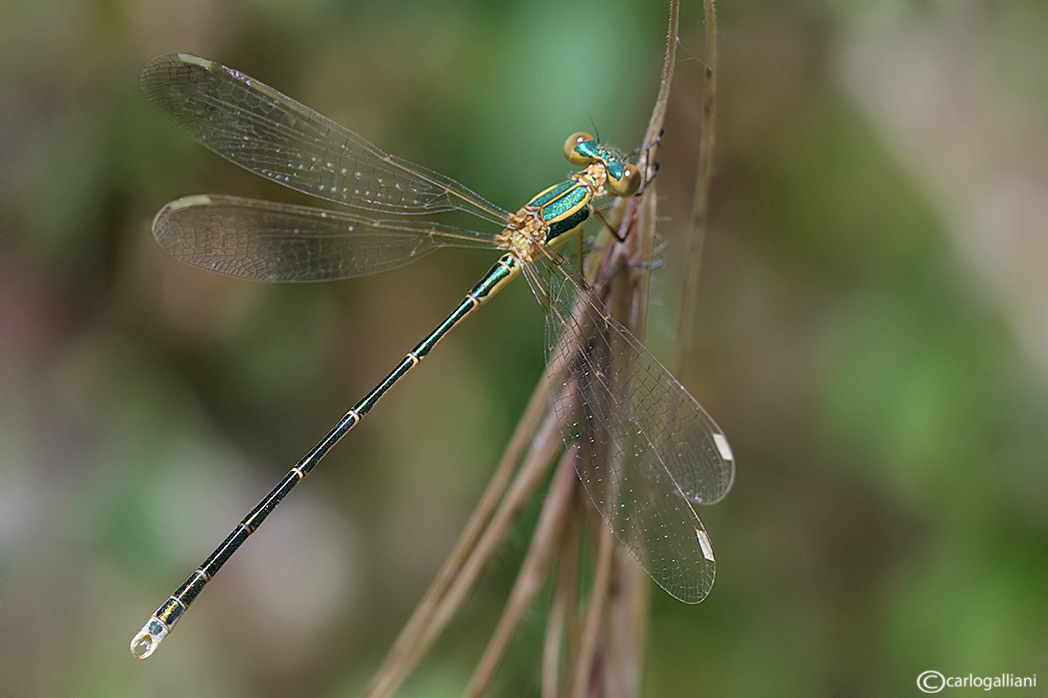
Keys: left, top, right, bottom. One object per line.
{"left": 131, "top": 53, "right": 735, "bottom": 659}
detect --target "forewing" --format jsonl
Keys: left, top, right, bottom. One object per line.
{"left": 141, "top": 54, "right": 509, "bottom": 226}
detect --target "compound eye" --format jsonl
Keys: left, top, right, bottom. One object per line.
{"left": 564, "top": 131, "right": 597, "bottom": 165}
{"left": 610, "top": 163, "right": 641, "bottom": 197}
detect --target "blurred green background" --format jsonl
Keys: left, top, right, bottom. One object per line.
{"left": 2, "top": 0, "right": 1046, "bottom": 695}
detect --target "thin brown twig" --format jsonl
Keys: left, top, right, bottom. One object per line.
{"left": 675, "top": 0, "right": 719, "bottom": 373}
{"left": 568, "top": 517, "right": 616, "bottom": 698}
{"left": 424, "top": 409, "right": 560, "bottom": 669}
{"left": 466, "top": 454, "right": 578, "bottom": 697}
{"left": 641, "top": 0, "right": 680, "bottom": 166}
{"left": 364, "top": 376, "right": 551, "bottom": 697}
{"left": 542, "top": 487, "right": 581, "bottom": 698}
{"left": 371, "top": 404, "right": 565, "bottom": 697}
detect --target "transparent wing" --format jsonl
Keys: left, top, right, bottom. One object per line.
{"left": 153, "top": 194, "right": 495, "bottom": 282}
{"left": 141, "top": 53, "right": 510, "bottom": 226}
{"left": 523, "top": 251, "right": 736, "bottom": 604}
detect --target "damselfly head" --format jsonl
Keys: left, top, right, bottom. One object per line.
{"left": 564, "top": 132, "right": 640, "bottom": 198}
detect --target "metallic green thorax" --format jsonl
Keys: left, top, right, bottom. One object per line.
{"left": 527, "top": 180, "right": 593, "bottom": 244}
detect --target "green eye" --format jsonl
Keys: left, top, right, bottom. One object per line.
{"left": 610, "top": 163, "right": 640, "bottom": 196}
{"left": 563, "top": 131, "right": 596, "bottom": 165}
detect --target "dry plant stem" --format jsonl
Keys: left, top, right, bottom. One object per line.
{"left": 369, "top": 2, "right": 686, "bottom": 694}
{"left": 466, "top": 454, "right": 580, "bottom": 697}
{"left": 583, "top": 194, "right": 655, "bottom": 698}
{"left": 606, "top": 187, "right": 660, "bottom": 697}
{"left": 606, "top": 547, "right": 650, "bottom": 698}
{"left": 364, "top": 377, "right": 555, "bottom": 698}
{"left": 641, "top": 0, "right": 680, "bottom": 162}
{"left": 569, "top": 519, "right": 617, "bottom": 698}
{"left": 561, "top": 2, "right": 679, "bottom": 691}
{"left": 394, "top": 406, "right": 564, "bottom": 688}
{"left": 368, "top": 253, "right": 598, "bottom": 697}
{"left": 628, "top": 162, "right": 659, "bottom": 340}
{"left": 675, "top": 0, "right": 719, "bottom": 372}
{"left": 564, "top": 486, "right": 589, "bottom": 679}
{"left": 543, "top": 487, "right": 582, "bottom": 698}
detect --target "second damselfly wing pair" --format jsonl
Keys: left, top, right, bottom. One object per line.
{"left": 131, "top": 53, "right": 735, "bottom": 659}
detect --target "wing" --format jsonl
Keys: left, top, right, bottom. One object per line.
{"left": 523, "top": 251, "right": 735, "bottom": 604}
{"left": 153, "top": 194, "right": 494, "bottom": 282}
{"left": 141, "top": 53, "right": 510, "bottom": 226}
